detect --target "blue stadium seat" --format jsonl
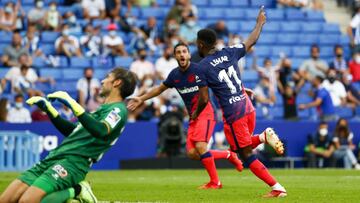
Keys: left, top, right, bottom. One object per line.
{"left": 121, "top": 7, "right": 141, "bottom": 18}
{"left": 268, "top": 107, "right": 284, "bottom": 118}
{"left": 306, "top": 10, "right": 325, "bottom": 22}
{"left": 32, "top": 57, "right": 48, "bottom": 68}
{"left": 56, "top": 80, "right": 78, "bottom": 92}
{"left": 205, "top": 8, "right": 224, "bottom": 19}
{"left": 280, "top": 22, "right": 301, "bottom": 33}
{"left": 292, "top": 46, "right": 310, "bottom": 58}
{"left": 0, "top": 68, "right": 7, "bottom": 78}
{"left": 113, "top": 56, "right": 133, "bottom": 68}
{"left": 92, "top": 57, "right": 113, "bottom": 69}
{"left": 192, "top": 0, "right": 208, "bottom": 7}
{"left": 0, "top": 43, "right": 7, "bottom": 55}
{"left": 246, "top": 9, "right": 259, "bottom": 20}
{"left": 22, "top": 0, "right": 35, "bottom": 5}
{"left": 57, "top": 6, "right": 70, "bottom": 15}
{"left": 239, "top": 21, "right": 256, "bottom": 32}
{"left": 277, "top": 34, "right": 299, "bottom": 45}
{"left": 39, "top": 69, "right": 62, "bottom": 79}
{"left": 319, "top": 46, "right": 333, "bottom": 58}
{"left": 255, "top": 46, "right": 271, "bottom": 57}
{"left": 286, "top": 9, "right": 305, "bottom": 20}
{"left": 298, "top": 109, "right": 310, "bottom": 119}
{"left": 209, "top": 0, "right": 229, "bottom": 6}
{"left": 334, "top": 107, "right": 353, "bottom": 118}
{"left": 255, "top": 106, "right": 265, "bottom": 119}
{"left": 318, "top": 34, "right": 339, "bottom": 45}
{"left": 266, "top": 9, "right": 284, "bottom": 21}
{"left": 157, "top": 0, "right": 174, "bottom": 7}
{"left": 94, "top": 69, "right": 108, "bottom": 79}
{"left": 92, "top": 19, "right": 111, "bottom": 29}
{"left": 35, "top": 82, "right": 55, "bottom": 93}
{"left": 339, "top": 35, "right": 350, "bottom": 46}
{"left": 0, "top": 32, "right": 12, "bottom": 43}
{"left": 70, "top": 57, "right": 92, "bottom": 68}
{"left": 41, "top": 31, "right": 60, "bottom": 43}
{"left": 227, "top": 21, "right": 240, "bottom": 33}
{"left": 291, "top": 58, "right": 304, "bottom": 70}
{"left": 262, "top": 21, "right": 280, "bottom": 33}
{"left": 355, "top": 107, "right": 360, "bottom": 116}
{"left": 271, "top": 46, "right": 292, "bottom": 57}
{"left": 302, "top": 22, "right": 322, "bottom": 33}
{"left": 141, "top": 8, "right": 165, "bottom": 19}
{"left": 62, "top": 69, "right": 83, "bottom": 80}
{"left": 242, "top": 70, "right": 258, "bottom": 82}
{"left": 230, "top": 0, "right": 250, "bottom": 6}
{"left": 40, "top": 44, "right": 56, "bottom": 55}
{"left": 251, "top": 0, "right": 274, "bottom": 7}
{"left": 299, "top": 34, "right": 319, "bottom": 45}
{"left": 225, "top": 9, "right": 246, "bottom": 20}
{"left": 322, "top": 23, "right": 340, "bottom": 34}
{"left": 257, "top": 34, "right": 276, "bottom": 44}
{"left": 296, "top": 94, "right": 312, "bottom": 104}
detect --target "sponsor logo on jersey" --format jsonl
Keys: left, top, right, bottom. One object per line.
{"left": 105, "top": 108, "right": 121, "bottom": 128}
{"left": 229, "top": 94, "right": 246, "bottom": 104}
{"left": 177, "top": 86, "right": 199, "bottom": 94}
{"left": 52, "top": 164, "right": 68, "bottom": 179}
{"left": 210, "top": 56, "right": 229, "bottom": 67}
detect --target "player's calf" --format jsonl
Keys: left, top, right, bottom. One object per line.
{"left": 0, "top": 180, "right": 29, "bottom": 203}
{"left": 18, "top": 186, "right": 46, "bottom": 203}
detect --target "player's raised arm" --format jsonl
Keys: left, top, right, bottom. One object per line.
{"left": 26, "top": 96, "right": 77, "bottom": 137}
{"left": 243, "top": 6, "right": 266, "bottom": 52}
{"left": 191, "top": 86, "right": 209, "bottom": 120}
{"left": 127, "top": 83, "right": 168, "bottom": 111}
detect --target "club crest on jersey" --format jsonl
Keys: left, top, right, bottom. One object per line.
{"left": 195, "top": 75, "right": 201, "bottom": 83}
{"left": 188, "top": 74, "right": 196, "bottom": 83}
{"left": 210, "top": 56, "right": 229, "bottom": 67}
{"left": 52, "top": 164, "right": 68, "bottom": 178}
{"left": 105, "top": 108, "right": 121, "bottom": 128}
{"left": 174, "top": 79, "right": 180, "bottom": 83}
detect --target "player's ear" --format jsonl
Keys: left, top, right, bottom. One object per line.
{"left": 113, "top": 79, "right": 122, "bottom": 88}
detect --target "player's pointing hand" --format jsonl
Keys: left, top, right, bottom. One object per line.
{"left": 127, "top": 97, "right": 144, "bottom": 111}
{"left": 256, "top": 6, "right": 266, "bottom": 26}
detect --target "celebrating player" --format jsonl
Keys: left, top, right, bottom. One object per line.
{"left": 128, "top": 43, "right": 245, "bottom": 189}
{"left": 0, "top": 68, "right": 137, "bottom": 203}
{"left": 192, "top": 7, "right": 287, "bottom": 197}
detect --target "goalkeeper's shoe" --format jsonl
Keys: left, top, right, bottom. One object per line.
{"left": 264, "top": 128, "right": 284, "bottom": 155}
{"left": 198, "top": 181, "right": 222, "bottom": 190}
{"left": 66, "top": 199, "right": 81, "bottom": 203}
{"left": 263, "top": 190, "right": 287, "bottom": 198}
{"left": 76, "top": 181, "right": 98, "bottom": 203}
{"left": 227, "top": 151, "right": 243, "bottom": 172}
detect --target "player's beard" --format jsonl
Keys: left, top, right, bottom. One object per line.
{"left": 99, "top": 87, "right": 110, "bottom": 97}
{"left": 179, "top": 59, "right": 189, "bottom": 69}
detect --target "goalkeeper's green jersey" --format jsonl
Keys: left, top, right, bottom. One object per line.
{"left": 48, "top": 102, "right": 127, "bottom": 162}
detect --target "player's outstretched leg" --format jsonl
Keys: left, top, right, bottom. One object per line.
{"left": 210, "top": 150, "right": 243, "bottom": 171}
{"left": 251, "top": 128, "right": 285, "bottom": 155}
{"left": 75, "top": 181, "right": 98, "bottom": 203}
{"left": 239, "top": 146, "right": 287, "bottom": 198}
{"left": 195, "top": 142, "right": 222, "bottom": 189}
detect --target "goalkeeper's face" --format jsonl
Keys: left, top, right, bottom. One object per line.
{"left": 100, "top": 73, "right": 119, "bottom": 97}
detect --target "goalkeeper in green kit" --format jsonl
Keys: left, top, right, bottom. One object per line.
{"left": 0, "top": 68, "right": 137, "bottom": 203}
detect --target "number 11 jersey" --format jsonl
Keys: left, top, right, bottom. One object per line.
{"left": 198, "top": 44, "right": 255, "bottom": 124}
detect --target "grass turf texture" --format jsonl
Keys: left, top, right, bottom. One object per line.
{"left": 1, "top": 169, "right": 360, "bottom": 202}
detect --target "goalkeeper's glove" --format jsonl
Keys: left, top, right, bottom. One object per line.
{"left": 47, "top": 91, "right": 85, "bottom": 117}
{"left": 26, "top": 96, "right": 59, "bottom": 118}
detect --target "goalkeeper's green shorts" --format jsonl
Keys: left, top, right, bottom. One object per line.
{"left": 18, "top": 155, "right": 90, "bottom": 194}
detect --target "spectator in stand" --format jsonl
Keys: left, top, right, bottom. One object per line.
{"left": 332, "top": 118, "right": 360, "bottom": 169}
{"left": 58, "top": 104, "right": 76, "bottom": 121}
{"left": 55, "top": 24, "right": 82, "bottom": 57}
{"left": 166, "top": 0, "right": 186, "bottom": 24}
{"left": 133, "top": 0, "right": 157, "bottom": 7}
{"left": 2, "top": 31, "right": 29, "bottom": 67}
{"left": 64, "top": 11, "right": 82, "bottom": 34}
{"left": 348, "top": 6, "right": 360, "bottom": 53}
{"left": 102, "top": 23, "right": 127, "bottom": 56}
{"left": 31, "top": 107, "right": 50, "bottom": 121}
{"left": 140, "top": 17, "right": 161, "bottom": 50}
{"left": 128, "top": 28, "right": 149, "bottom": 55}
{"left": 80, "top": 24, "right": 102, "bottom": 57}
{"left": 329, "top": 45, "right": 348, "bottom": 74}
{"left": 254, "top": 76, "right": 276, "bottom": 118}
{"left": 130, "top": 49, "right": 156, "bottom": 80}
{"left": 179, "top": 15, "right": 200, "bottom": 44}
{"left": 164, "top": 18, "right": 181, "bottom": 45}
{"left": 277, "top": 0, "right": 323, "bottom": 10}
{"left": 0, "top": 98, "right": 9, "bottom": 122}
{"left": 348, "top": 52, "right": 360, "bottom": 83}
{"left": 254, "top": 58, "right": 280, "bottom": 93}
{"left": 207, "top": 20, "right": 231, "bottom": 40}
{"left": 304, "top": 122, "right": 335, "bottom": 168}
{"left": 82, "top": 0, "right": 106, "bottom": 19}
{"left": 155, "top": 46, "right": 178, "bottom": 80}
{"left": 76, "top": 67, "right": 101, "bottom": 111}
{"left": 0, "top": 2, "right": 18, "bottom": 32}
{"left": 7, "top": 94, "right": 32, "bottom": 123}
{"left": 279, "top": 84, "right": 298, "bottom": 120}
{"left": 341, "top": 73, "right": 360, "bottom": 108}
{"left": 299, "top": 44, "right": 329, "bottom": 82}
{"left": 322, "top": 68, "right": 347, "bottom": 107}
{"left": 22, "top": 25, "right": 43, "bottom": 57}
{"left": 3, "top": 54, "right": 53, "bottom": 97}
{"left": 277, "top": 57, "right": 303, "bottom": 93}
{"left": 28, "top": 0, "right": 46, "bottom": 29}
{"left": 105, "top": 0, "right": 121, "bottom": 20}
{"left": 44, "top": 2, "right": 61, "bottom": 31}
{"left": 299, "top": 76, "right": 336, "bottom": 122}
{"left": 182, "top": 0, "right": 198, "bottom": 19}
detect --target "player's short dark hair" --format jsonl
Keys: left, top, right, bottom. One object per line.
{"left": 197, "top": 28, "right": 217, "bottom": 47}
{"left": 173, "top": 42, "right": 189, "bottom": 54}
{"left": 334, "top": 44, "right": 342, "bottom": 51}
{"left": 315, "top": 75, "right": 324, "bottom": 83}
{"left": 84, "top": 67, "right": 93, "bottom": 73}
{"left": 319, "top": 121, "right": 328, "bottom": 126}
{"left": 111, "top": 67, "right": 137, "bottom": 99}
{"left": 311, "top": 44, "right": 319, "bottom": 51}
{"left": 14, "top": 94, "right": 24, "bottom": 100}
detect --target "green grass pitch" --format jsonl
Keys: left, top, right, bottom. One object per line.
{"left": 1, "top": 169, "right": 360, "bottom": 202}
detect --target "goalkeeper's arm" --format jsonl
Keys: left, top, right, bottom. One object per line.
{"left": 26, "top": 96, "right": 77, "bottom": 137}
